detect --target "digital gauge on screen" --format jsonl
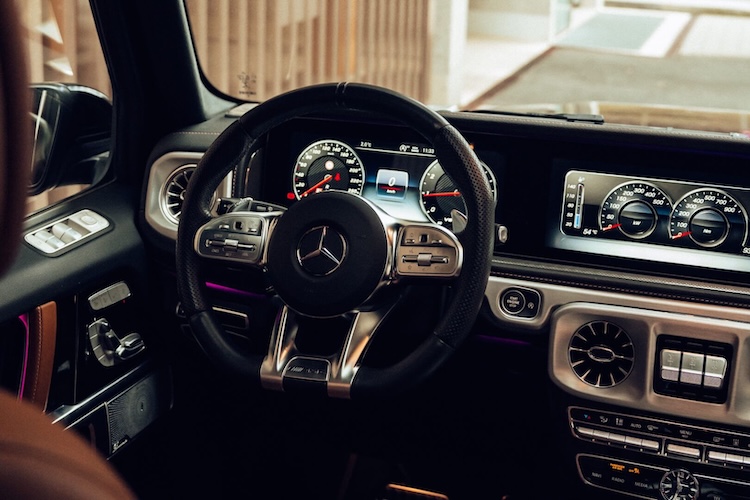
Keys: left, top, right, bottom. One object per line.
{"left": 419, "top": 160, "right": 497, "bottom": 230}
{"left": 292, "top": 140, "right": 365, "bottom": 199}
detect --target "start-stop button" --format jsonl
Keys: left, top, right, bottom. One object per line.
{"left": 500, "top": 287, "right": 541, "bottom": 319}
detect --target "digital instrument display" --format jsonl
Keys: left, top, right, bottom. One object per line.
{"left": 282, "top": 134, "right": 501, "bottom": 232}
{"left": 549, "top": 165, "right": 750, "bottom": 272}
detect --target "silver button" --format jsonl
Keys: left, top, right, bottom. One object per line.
{"left": 704, "top": 355, "right": 727, "bottom": 389}
{"left": 667, "top": 443, "right": 701, "bottom": 459}
{"left": 661, "top": 349, "right": 682, "bottom": 382}
{"left": 641, "top": 439, "right": 660, "bottom": 451}
{"left": 680, "top": 352, "right": 705, "bottom": 386}
{"left": 625, "top": 436, "right": 643, "bottom": 447}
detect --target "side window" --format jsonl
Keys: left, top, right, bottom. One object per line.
{"left": 20, "top": 0, "right": 111, "bottom": 214}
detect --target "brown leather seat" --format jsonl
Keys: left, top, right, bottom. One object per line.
{"left": 0, "top": 1, "right": 134, "bottom": 498}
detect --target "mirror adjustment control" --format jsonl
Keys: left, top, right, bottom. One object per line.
{"left": 499, "top": 287, "right": 541, "bottom": 319}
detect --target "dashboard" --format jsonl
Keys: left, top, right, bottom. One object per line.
{"left": 143, "top": 108, "right": 750, "bottom": 500}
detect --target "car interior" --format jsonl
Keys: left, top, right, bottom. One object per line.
{"left": 4, "top": 1, "right": 750, "bottom": 499}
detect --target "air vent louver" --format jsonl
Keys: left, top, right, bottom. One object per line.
{"left": 160, "top": 164, "right": 196, "bottom": 224}
{"left": 569, "top": 321, "right": 634, "bottom": 388}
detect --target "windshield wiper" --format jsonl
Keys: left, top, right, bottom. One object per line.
{"left": 469, "top": 109, "right": 605, "bottom": 125}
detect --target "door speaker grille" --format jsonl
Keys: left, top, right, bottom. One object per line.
{"left": 569, "top": 320, "right": 634, "bottom": 388}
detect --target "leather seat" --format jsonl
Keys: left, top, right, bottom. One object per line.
{"left": 0, "top": 1, "right": 134, "bottom": 498}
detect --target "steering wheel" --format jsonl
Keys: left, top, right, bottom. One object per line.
{"left": 176, "top": 83, "right": 494, "bottom": 399}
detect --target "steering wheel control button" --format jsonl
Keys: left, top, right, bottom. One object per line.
{"left": 499, "top": 287, "right": 541, "bottom": 319}
{"left": 196, "top": 215, "right": 265, "bottom": 263}
{"left": 396, "top": 225, "right": 460, "bottom": 277}
{"left": 660, "top": 349, "right": 682, "bottom": 382}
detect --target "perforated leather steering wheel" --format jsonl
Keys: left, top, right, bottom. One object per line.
{"left": 176, "top": 83, "right": 494, "bottom": 398}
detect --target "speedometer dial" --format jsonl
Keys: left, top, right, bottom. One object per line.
{"left": 599, "top": 182, "right": 672, "bottom": 239}
{"left": 669, "top": 189, "right": 748, "bottom": 248}
{"left": 419, "top": 160, "right": 497, "bottom": 230}
{"left": 292, "top": 140, "right": 365, "bottom": 199}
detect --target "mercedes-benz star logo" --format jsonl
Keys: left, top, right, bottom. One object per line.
{"left": 296, "top": 226, "right": 347, "bottom": 276}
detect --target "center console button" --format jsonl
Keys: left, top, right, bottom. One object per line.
{"left": 661, "top": 349, "right": 682, "bottom": 382}
{"left": 680, "top": 352, "right": 705, "bottom": 386}
{"left": 641, "top": 439, "right": 661, "bottom": 452}
{"left": 666, "top": 443, "right": 701, "bottom": 459}
{"left": 704, "top": 355, "right": 727, "bottom": 389}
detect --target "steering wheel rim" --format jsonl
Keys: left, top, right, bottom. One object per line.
{"left": 176, "top": 82, "right": 494, "bottom": 398}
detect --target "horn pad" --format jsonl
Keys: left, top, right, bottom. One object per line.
{"left": 266, "top": 191, "right": 389, "bottom": 317}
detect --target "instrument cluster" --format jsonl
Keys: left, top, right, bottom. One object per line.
{"left": 283, "top": 137, "right": 498, "bottom": 232}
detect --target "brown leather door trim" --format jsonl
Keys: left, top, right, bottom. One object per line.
{"left": 22, "top": 301, "right": 57, "bottom": 411}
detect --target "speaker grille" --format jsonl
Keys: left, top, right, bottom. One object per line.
{"left": 106, "top": 370, "right": 172, "bottom": 453}
{"left": 569, "top": 320, "right": 634, "bottom": 388}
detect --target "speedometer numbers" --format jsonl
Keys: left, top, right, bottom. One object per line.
{"left": 669, "top": 189, "right": 747, "bottom": 249}
{"left": 598, "top": 182, "right": 749, "bottom": 251}
{"left": 600, "top": 182, "right": 671, "bottom": 239}
{"left": 293, "top": 140, "right": 365, "bottom": 199}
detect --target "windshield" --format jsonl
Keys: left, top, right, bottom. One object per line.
{"left": 185, "top": 0, "right": 750, "bottom": 134}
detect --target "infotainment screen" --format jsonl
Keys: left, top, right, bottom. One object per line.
{"left": 548, "top": 163, "right": 750, "bottom": 272}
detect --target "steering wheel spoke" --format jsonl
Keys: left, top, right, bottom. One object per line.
{"left": 260, "top": 302, "right": 399, "bottom": 397}
{"left": 193, "top": 209, "right": 282, "bottom": 266}
{"left": 394, "top": 223, "right": 463, "bottom": 279}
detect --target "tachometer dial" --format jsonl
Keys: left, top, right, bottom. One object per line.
{"left": 669, "top": 189, "right": 747, "bottom": 248}
{"left": 419, "top": 160, "right": 497, "bottom": 230}
{"left": 599, "top": 182, "right": 672, "bottom": 239}
{"left": 292, "top": 140, "right": 365, "bottom": 199}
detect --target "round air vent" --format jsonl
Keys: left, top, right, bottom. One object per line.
{"left": 160, "top": 164, "right": 196, "bottom": 224}
{"left": 569, "top": 320, "right": 634, "bottom": 388}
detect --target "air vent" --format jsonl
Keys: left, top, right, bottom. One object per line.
{"left": 160, "top": 164, "right": 196, "bottom": 224}
{"left": 569, "top": 321, "right": 634, "bottom": 388}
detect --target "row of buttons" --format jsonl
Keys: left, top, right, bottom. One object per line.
{"left": 577, "top": 426, "right": 660, "bottom": 452}
{"left": 25, "top": 209, "right": 110, "bottom": 255}
{"left": 570, "top": 407, "right": 750, "bottom": 452}
{"left": 577, "top": 423, "right": 750, "bottom": 471}
{"left": 660, "top": 349, "right": 727, "bottom": 388}
{"left": 708, "top": 450, "right": 750, "bottom": 468}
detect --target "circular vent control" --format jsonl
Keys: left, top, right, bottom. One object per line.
{"left": 160, "top": 164, "right": 196, "bottom": 224}
{"left": 569, "top": 321, "right": 634, "bottom": 388}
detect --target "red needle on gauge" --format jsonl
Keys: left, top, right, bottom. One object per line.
{"left": 671, "top": 231, "right": 692, "bottom": 240}
{"left": 423, "top": 190, "right": 461, "bottom": 198}
{"left": 300, "top": 174, "right": 332, "bottom": 197}
{"left": 602, "top": 223, "right": 622, "bottom": 231}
